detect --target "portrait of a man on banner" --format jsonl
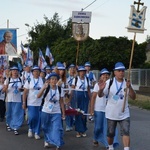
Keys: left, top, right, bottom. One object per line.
{"left": 0, "top": 29, "right": 17, "bottom": 55}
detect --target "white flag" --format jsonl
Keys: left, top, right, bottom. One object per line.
{"left": 45, "top": 46, "right": 54, "bottom": 65}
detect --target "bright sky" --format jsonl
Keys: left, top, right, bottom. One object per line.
{"left": 1, "top": 0, "right": 150, "bottom": 51}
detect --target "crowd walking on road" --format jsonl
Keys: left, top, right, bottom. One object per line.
{"left": 0, "top": 61, "right": 136, "bottom": 150}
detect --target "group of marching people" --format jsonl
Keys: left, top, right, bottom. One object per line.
{"left": 0, "top": 61, "right": 136, "bottom": 150}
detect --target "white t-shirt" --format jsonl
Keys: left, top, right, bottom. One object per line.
{"left": 103, "top": 77, "right": 130, "bottom": 120}
{"left": 0, "top": 84, "right": 5, "bottom": 101}
{"left": 4, "top": 77, "right": 22, "bottom": 102}
{"left": 42, "top": 87, "right": 64, "bottom": 114}
{"left": 24, "top": 76, "right": 43, "bottom": 106}
{"left": 93, "top": 83, "right": 107, "bottom": 112}
{"left": 72, "top": 76, "right": 89, "bottom": 91}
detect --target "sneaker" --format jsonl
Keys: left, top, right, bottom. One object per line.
{"left": 65, "top": 126, "right": 71, "bottom": 132}
{"left": 34, "top": 134, "right": 40, "bottom": 140}
{"left": 70, "top": 127, "right": 73, "bottom": 131}
{"left": 14, "top": 129, "right": 19, "bottom": 135}
{"left": 76, "top": 132, "right": 81, "bottom": 138}
{"left": 44, "top": 142, "right": 50, "bottom": 148}
{"left": 6, "top": 125, "right": 11, "bottom": 132}
{"left": 93, "top": 141, "right": 99, "bottom": 146}
{"left": 56, "top": 146, "right": 61, "bottom": 150}
{"left": 88, "top": 116, "right": 94, "bottom": 122}
{"left": 28, "top": 130, "right": 33, "bottom": 138}
{"left": 81, "top": 133, "right": 87, "bottom": 137}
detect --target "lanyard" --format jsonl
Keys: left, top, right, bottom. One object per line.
{"left": 33, "top": 78, "right": 39, "bottom": 89}
{"left": 68, "top": 76, "right": 74, "bottom": 86}
{"left": 11, "top": 79, "right": 18, "bottom": 88}
{"left": 49, "top": 87, "right": 57, "bottom": 103}
{"left": 115, "top": 78, "right": 123, "bottom": 95}
{"left": 79, "top": 77, "right": 85, "bottom": 90}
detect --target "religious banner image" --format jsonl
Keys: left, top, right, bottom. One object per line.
{"left": 0, "top": 28, "right": 17, "bottom": 55}
{"left": 127, "top": 5, "right": 147, "bottom": 33}
{"left": 72, "top": 23, "right": 89, "bottom": 41}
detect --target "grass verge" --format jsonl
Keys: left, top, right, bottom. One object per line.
{"left": 129, "top": 94, "right": 150, "bottom": 110}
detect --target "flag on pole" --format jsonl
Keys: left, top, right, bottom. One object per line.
{"left": 38, "top": 49, "right": 47, "bottom": 69}
{"left": 20, "top": 42, "right": 27, "bottom": 64}
{"left": 45, "top": 46, "right": 54, "bottom": 65}
{"left": 25, "top": 46, "right": 33, "bottom": 67}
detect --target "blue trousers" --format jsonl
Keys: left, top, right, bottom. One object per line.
{"left": 27, "top": 106, "right": 41, "bottom": 135}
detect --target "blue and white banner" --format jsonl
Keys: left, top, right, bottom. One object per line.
{"left": 127, "top": 5, "right": 147, "bottom": 33}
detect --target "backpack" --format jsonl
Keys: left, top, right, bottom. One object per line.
{"left": 41, "top": 85, "right": 61, "bottom": 106}
{"left": 8, "top": 77, "right": 22, "bottom": 84}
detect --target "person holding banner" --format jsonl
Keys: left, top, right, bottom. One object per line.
{"left": 98, "top": 62, "right": 136, "bottom": 150}
{"left": 0, "top": 30, "right": 17, "bottom": 55}
{"left": 90, "top": 68, "right": 119, "bottom": 149}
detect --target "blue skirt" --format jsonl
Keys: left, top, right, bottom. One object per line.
{"left": 93, "top": 111, "right": 119, "bottom": 148}
{"left": 27, "top": 106, "right": 41, "bottom": 135}
{"left": 6, "top": 102, "right": 24, "bottom": 130}
{"left": 74, "top": 91, "right": 89, "bottom": 133}
{"left": 41, "top": 112, "right": 64, "bottom": 147}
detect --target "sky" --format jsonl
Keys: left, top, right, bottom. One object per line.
{"left": 0, "top": 0, "right": 150, "bottom": 52}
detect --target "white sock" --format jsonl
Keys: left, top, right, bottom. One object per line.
{"left": 124, "top": 147, "right": 129, "bottom": 150}
{"left": 108, "top": 144, "right": 114, "bottom": 150}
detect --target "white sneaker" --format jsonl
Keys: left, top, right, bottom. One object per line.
{"left": 34, "top": 134, "right": 40, "bottom": 140}
{"left": 44, "top": 142, "right": 50, "bottom": 148}
{"left": 28, "top": 130, "right": 33, "bottom": 138}
{"left": 65, "top": 126, "right": 70, "bottom": 132}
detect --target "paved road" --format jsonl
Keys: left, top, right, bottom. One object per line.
{"left": 0, "top": 106, "right": 149, "bottom": 150}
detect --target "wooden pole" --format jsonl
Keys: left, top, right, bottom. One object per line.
{"left": 7, "top": 19, "right": 9, "bottom": 28}
{"left": 76, "top": 41, "right": 80, "bottom": 66}
{"left": 122, "top": 32, "right": 136, "bottom": 112}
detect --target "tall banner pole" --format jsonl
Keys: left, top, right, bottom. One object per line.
{"left": 122, "top": 33, "right": 136, "bottom": 112}
{"left": 76, "top": 41, "right": 80, "bottom": 66}
{"left": 122, "top": 0, "right": 147, "bottom": 112}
